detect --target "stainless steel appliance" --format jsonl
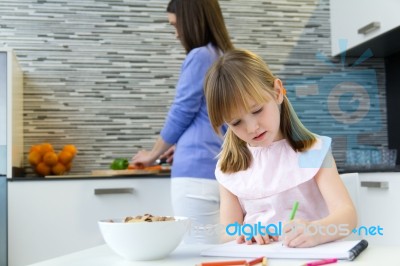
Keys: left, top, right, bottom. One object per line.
{"left": 0, "top": 176, "right": 7, "bottom": 266}
{"left": 0, "top": 52, "right": 6, "bottom": 176}
{"left": 0, "top": 49, "right": 23, "bottom": 178}
{"left": 1, "top": 51, "right": 9, "bottom": 266}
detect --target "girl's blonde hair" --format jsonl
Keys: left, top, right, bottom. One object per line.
{"left": 204, "top": 49, "right": 317, "bottom": 173}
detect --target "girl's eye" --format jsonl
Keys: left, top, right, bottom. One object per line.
{"left": 252, "top": 107, "right": 263, "bottom": 114}
{"left": 231, "top": 120, "right": 241, "bottom": 126}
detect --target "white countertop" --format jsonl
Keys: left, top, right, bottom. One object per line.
{"left": 27, "top": 243, "right": 400, "bottom": 266}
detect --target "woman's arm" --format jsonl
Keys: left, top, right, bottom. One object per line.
{"left": 283, "top": 152, "right": 357, "bottom": 247}
{"left": 160, "top": 48, "right": 213, "bottom": 144}
{"left": 131, "top": 137, "right": 173, "bottom": 167}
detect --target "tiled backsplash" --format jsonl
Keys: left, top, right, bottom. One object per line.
{"left": 0, "top": 0, "right": 387, "bottom": 176}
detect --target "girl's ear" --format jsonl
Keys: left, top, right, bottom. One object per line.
{"left": 273, "top": 79, "right": 284, "bottom": 104}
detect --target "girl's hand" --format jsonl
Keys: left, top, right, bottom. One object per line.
{"left": 236, "top": 234, "right": 279, "bottom": 245}
{"left": 282, "top": 218, "right": 321, "bottom": 248}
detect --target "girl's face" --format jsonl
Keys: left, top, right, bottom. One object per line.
{"left": 167, "top": 13, "right": 179, "bottom": 39}
{"left": 226, "top": 83, "right": 284, "bottom": 147}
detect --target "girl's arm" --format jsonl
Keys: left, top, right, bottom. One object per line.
{"left": 219, "top": 184, "right": 244, "bottom": 243}
{"left": 284, "top": 152, "right": 357, "bottom": 247}
{"left": 220, "top": 184, "right": 279, "bottom": 245}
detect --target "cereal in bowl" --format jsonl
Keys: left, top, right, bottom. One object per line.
{"left": 106, "top": 214, "right": 175, "bottom": 223}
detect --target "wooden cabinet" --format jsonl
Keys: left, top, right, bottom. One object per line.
{"left": 330, "top": 0, "right": 400, "bottom": 57}
{"left": 0, "top": 48, "right": 23, "bottom": 178}
{"left": 7, "top": 178, "right": 173, "bottom": 266}
{"left": 358, "top": 172, "right": 400, "bottom": 246}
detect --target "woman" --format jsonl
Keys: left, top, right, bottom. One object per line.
{"left": 131, "top": 0, "right": 233, "bottom": 244}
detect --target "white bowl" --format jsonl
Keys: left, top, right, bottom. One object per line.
{"left": 98, "top": 216, "right": 190, "bottom": 261}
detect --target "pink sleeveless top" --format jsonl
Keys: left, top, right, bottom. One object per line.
{"left": 215, "top": 136, "right": 331, "bottom": 225}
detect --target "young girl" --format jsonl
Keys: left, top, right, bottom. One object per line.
{"left": 204, "top": 49, "right": 357, "bottom": 248}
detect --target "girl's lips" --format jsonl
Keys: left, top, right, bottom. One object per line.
{"left": 253, "top": 131, "right": 266, "bottom": 141}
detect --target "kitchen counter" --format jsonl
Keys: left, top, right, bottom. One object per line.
{"left": 27, "top": 243, "right": 400, "bottom": 266}
{"left": 12, "top": 166, "right": 400, "bottom": 180}
{"left": 8, "top": 172, "right": 170, "bottom": 181}
{"left": 339, "top": 166, "right": 400, "bottom": 174}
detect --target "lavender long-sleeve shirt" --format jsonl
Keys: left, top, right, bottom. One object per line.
{"left": 160, "top": 43, "right": 223, "bottom": 179}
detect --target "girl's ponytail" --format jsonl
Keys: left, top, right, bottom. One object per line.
{"left": 280, "top": 96, "right": 316, "bottom": 151}
{"left": 219, "top": 129, "right": 252, "bottom": 173}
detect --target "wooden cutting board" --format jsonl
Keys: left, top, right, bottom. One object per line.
{"left": 45, "top": 166, "right": 171, "bottom": 178}
{"left": 91, "top": 169, "right": 162, "bottom": 176}
{"left": 45, "top": 169, "right": 169, "bottom": 178}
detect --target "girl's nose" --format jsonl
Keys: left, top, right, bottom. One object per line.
{"left": 247, "top": 119, "right": 259, "bottom": 134}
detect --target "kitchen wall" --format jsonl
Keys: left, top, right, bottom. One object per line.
{"left": 0, "top": 0, "right": 387, "bottom": 176}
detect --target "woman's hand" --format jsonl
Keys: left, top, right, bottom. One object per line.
{"left": 131, "top": 137, "right": 174, "bottom": 168}
{"left": 282, "top": 218, "right": 321, "bottom": 248}
{"left": 131, "top": 150, "right": 157, "bottom": 167}
{"left": 159, "top": 145, "right": 175, "bottom": 164}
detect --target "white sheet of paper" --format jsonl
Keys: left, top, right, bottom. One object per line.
{"left": 201, "top": 240, "right": 366, "bottom": 260}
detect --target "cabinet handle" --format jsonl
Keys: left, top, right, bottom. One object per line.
{"left": 94, "top": 187, "right": 134, "bottom": 195}
{"left": 358, "top": 22, "right": 380, "bottom": 35}
{"left": 360, "top": 181, "right": 389, "bottom": 189}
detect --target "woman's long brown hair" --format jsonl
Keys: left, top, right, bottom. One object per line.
{"left": 167, "top": 0, "right": 234, "bottom": 53}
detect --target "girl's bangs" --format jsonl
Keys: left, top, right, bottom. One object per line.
{"left": 220, "top": 76, "right": 272, "bottom": 123}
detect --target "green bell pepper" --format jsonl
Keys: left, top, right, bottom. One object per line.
{"left": 110, "top": 158, "right": 129, "bottom": 170}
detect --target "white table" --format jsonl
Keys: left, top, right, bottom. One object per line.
{"left": 28, "top": 243, "right": 400, "bottom": 266}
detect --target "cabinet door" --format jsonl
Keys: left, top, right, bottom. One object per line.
{"left": 330, "top": 0, "right": 400, "bottom": 56}
{"left": 358, "top": 173, "right": 400, "bottom": 246}
{"left": 8, "top": 178, "right": 172, "bottom": 266}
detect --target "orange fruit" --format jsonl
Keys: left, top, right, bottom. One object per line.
{"left": 43, "top": 152, "right": 58, "bottom": 166}
{"left": 63, "top": 145, "right": 77, "bottom": 156}
{"left": 29, "top": 145, "right": 42, "bottom": 154}
{"left": 28, "top": 151, "right": 42, "bottom": 166}
{"left": 52, "top": 163, "right": 66, "bottom": 175}
{"left": 35, "top": 162, "right": 51, "bottom": 176}
{"left": 58, "top": 151, "right": 73, "bottom": 165}
{"left": 64, "top": 162, "right": 72, "bottom": 172}
{"left": 40, "top": 143, "right": 54, "bottom": 155}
